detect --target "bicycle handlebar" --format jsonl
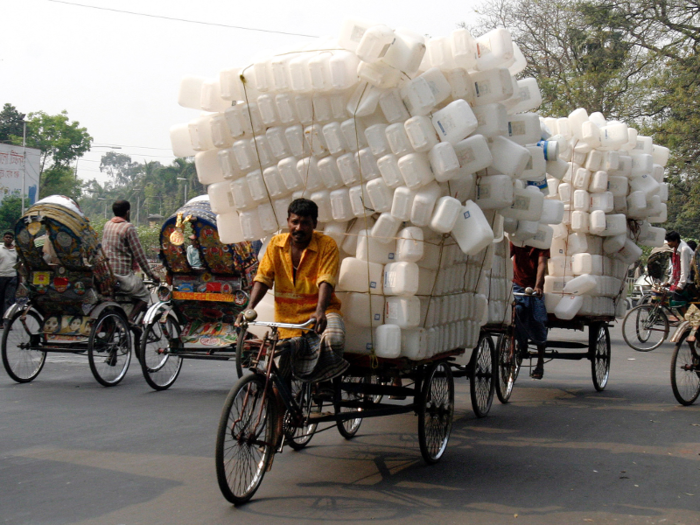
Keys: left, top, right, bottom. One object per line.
{"left": 247, "top": 318, "right": 316, "bottom": 330}
{"left": 513, "top": 287, "right": 536, "bottom": 297}
{"left": 241, "top": 309, "right": 316, "bottom": 330}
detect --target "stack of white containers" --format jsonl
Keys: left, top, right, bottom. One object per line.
{"left": 168, "top": 18, "right": 664, "bottom": 360}
{"left": 484, "top": 239, "right": 515, "bottom": 325}
{"left": 537, "top": 109, "right": 669, "bottom": 320}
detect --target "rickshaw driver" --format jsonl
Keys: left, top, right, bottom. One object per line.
{"left": 510, "top": 242, "right": 550, "bottom": 380}
{"left": 102, "top": 200, "right": 160, "bottom": 323}
{"left": 238, "top": 198, "right": 348, "bottom": 384}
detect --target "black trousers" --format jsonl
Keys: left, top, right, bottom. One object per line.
{"left": 0, "top": 275, "right": 18, "bottom": 317}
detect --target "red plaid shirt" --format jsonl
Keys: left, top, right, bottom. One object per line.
{"left": 102, "top": 217, "right": 155, "bottom": 279}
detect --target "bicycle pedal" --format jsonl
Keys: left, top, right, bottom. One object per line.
{"left": 308, "top": 411, "right": 334, "bottom": 420}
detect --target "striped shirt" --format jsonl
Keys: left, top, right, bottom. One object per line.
{"left": 102, "top": 217, "right": 155, "bottom": 279}
{"left": 254, "top": 231, "right": 341, "bottom": 338}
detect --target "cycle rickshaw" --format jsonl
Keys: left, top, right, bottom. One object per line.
{"left": 216, "top": 310, "right": 463, "bottom": 505}
{"left": 138, "top": 196, "right": 258, "bottom": 390}
{"left": 488, "top": 241, "right": 614, "bottom": 403}
{"left": 1, "top": 195, "right": 138, "bottom": 386}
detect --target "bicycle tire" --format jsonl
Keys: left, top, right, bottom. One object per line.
{"left": 215, "top": 373, "right": 277, "bottom": 505}
{"left": 670, "top": 331, "right": 700, "bottom": 406}
{"left": 622, "top": 304, "right": 669, "bottom": 351}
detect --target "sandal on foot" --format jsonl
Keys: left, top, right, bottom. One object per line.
{"left": 531, "top": 366, "right": 544, "bottom": 380}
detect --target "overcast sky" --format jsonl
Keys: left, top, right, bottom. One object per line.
{"left": 2, "top": 0, "right": 480, "bottom": 186}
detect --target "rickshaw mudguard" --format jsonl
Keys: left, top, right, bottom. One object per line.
{"left": 143, "top": 301, "right": 174, "bottom": 326}
{"left": 87, "top": 301, "right": 124, "bottom": 320}
{"left": 670, "top": 320, "right": 693, "bottom": 343}
{"left": 4, "top": 301, "right": 37, "bottom": 321}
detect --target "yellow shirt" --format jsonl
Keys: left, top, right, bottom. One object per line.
{"left": 254, "top": 231, "right": 342, "bottom": 337}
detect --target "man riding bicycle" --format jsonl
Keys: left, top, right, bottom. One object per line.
{"left": 510, "top": 242, "right": 550, "bottom": 380}
{"left": 239, "top": 198, "right": 348, "bottom": 384}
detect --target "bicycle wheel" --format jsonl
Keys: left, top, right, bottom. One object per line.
{"left": 215, "top": 373, "right": 278, "bottom": 505}
{"left": 670, "top": 331, "right": 700, "bottom": 405}
{"left": 1, "top": 311, "right": 46, "bottom": 383}
{"left": 88, "top": 311, "right": 131, "bottom": 387}
{"left": 140, "top": 317, "right": 183, "bottom": 391}
{"left": 469, "top": 333, "right": 495, "bottom": 418}
{"left": 495, "top": 331, "right": 518, "bottom": 404}
{"left": 590, "top": 323, "right": 611, "bottom": 391}
{"left": 622, "top": 304, "right": 669, "bottom": 351}
{"left": 336, "top": 375, "right": 364, "bottom": 439}
{"left": 284, "top": 379, "right": 319, "bottom": 450}
{"left": 418, "top": 361, "right": 454, "bottom": 465}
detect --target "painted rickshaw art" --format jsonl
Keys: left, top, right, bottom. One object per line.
{"left": 2, "top": 196, "right": 135, "bottom": 386}
{"left": 140, "top": 196, "right": 258, "bottom": 390}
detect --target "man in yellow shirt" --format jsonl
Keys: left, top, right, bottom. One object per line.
{"left": 244, "top": 198, "right": 348, "bottom": 382}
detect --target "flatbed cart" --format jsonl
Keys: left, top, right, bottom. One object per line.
{"left": 215, "top": 311, "right": 465, "bottom": 505}
{"left": 491, "top": 294, "right": 613, "bottom": 403}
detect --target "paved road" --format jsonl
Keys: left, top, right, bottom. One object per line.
{"left": 1, "top": 323, "right": 699, "bottom": 525}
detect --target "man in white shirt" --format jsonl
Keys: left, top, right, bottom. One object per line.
{"left": 664, "top": 231, "right": 695, "bottom": 318}
{"left": 0, "top": 231, "right": 18, "bottom": 327}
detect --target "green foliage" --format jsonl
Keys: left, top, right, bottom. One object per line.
{"left": 0, "top": 104, "right": 26, "bottom": 144}
{"left": 25, "top": 110, "right": 92, "bottom": 173}
{"left": 586, "top": 0, "right": 700, "bottom": 235}
{"left": 40, "top": 165, "right": 82, "bottom": 201}
{"left": 80, "top": 156, "right": 201, "bottom": 231}
{"left": 135, "top": 224, "right": 162, "bottom": 258}
{"left": 0, "top": 193, "right": 23, "bottom": 233}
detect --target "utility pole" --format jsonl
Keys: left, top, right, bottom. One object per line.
{"left": 21, "top": 121, "right": 26, "bottom": 214}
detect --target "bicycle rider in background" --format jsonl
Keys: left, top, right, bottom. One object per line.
{"left": 663, "top": 231, "right": 695, "bottom": 321}
{"left": 510, "top": 242, "right": 550, "bottom": 380}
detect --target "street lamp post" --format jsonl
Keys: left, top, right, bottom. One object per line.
{"left": 21, "top": 120, "right": 26, "bottom": 214}
{"left": 97, "top": 197, "right": 108, "bottom": 219}
{"left": 177, "top": 177, "right": 188, "bottom": 205}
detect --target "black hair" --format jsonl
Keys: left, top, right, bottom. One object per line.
{"left": 288, "top": 198, "right": 318, "bottom": 222}
{"left": 688, "top": 240, "right": 697, "bottom": 252}
{"left": 112, "top": 200, "right": 131, "bottom": 218}
{"left": 3, "top": 231, "right": 14, "bottom": 238}
{"left": 665, "top": 231, "right": 681, "bottom": 243}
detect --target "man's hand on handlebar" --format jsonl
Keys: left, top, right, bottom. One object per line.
{"left": 311, "top": 310, "right": 326, "bottom": 334}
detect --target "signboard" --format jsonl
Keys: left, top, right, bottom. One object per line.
{"left": 0, "top": 143, "right": 40, "bottom": 205}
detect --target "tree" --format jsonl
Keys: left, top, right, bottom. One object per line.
{"left": 25, "top": 110, "right": 92, "bottom": 175}
{"left": 0, "top": 104, "right": 26, "bottom": 144}
{"left": 40, "top": 165, "right": 82, "bottom": 201}
{"left": 465, "top": 0, "right": 652, "bottom": 119}
{"left": 0, "top": 194, "right": 23, "bottom": 233}
{"left": 586, "top": 0, "right": 700, "bottom": 236}
{"left": 99, "top": 152, "right": 142, "bottom": 186}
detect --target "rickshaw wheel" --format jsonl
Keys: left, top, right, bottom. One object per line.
{"left": 88, "top": 310, "right": 131, "bottom": 387}
{"left": 335, "top": 375, "right": 365, "bottom": 439}
{"left": 215, "top": 373, "right": 277, "bottom": 505}
{"left": 418, "top": 361, "right": 454, "bottom": 465}
{"left": 1, "top": 311, "right": 46, "bottom": 383}
{"left": 284, "top": 379, "right": 319, "bottom": 450}
{"left": 670, "top": 331, "right": 700, "bottom": 405}
{"left": 590, "top": 323, "right": 611, "bottom": 391}
{"left": 140, "top": 316, "right": 183, "bottom": 391}
{"left": 470, "top": 333, "right": 495, "bottom": 417}
{"left": 495, "top": 332, "right": 518, "bottom": 404}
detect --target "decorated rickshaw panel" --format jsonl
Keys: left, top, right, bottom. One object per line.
{"left": 171, "top": 273, "right": 248, "bottom": 347}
